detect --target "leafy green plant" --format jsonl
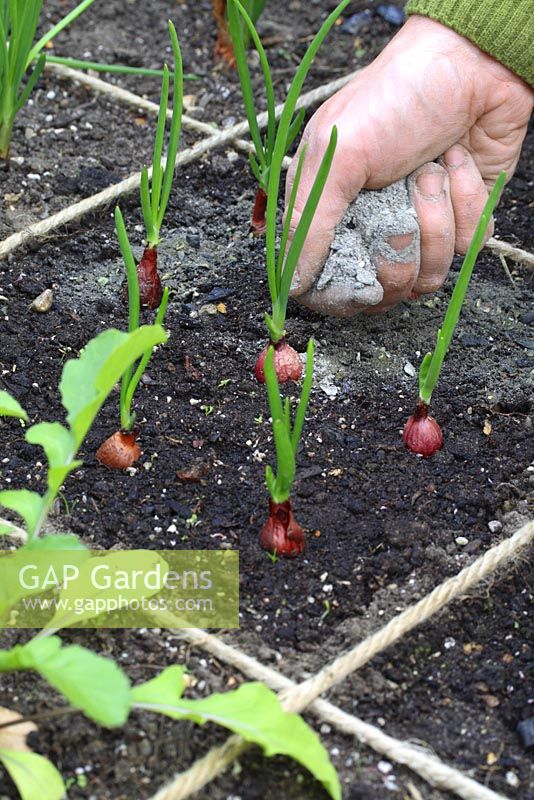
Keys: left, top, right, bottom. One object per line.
{"left": 136, "top": 20, "right": 183, "bottom": 309}
{"left": 403, "top": 170, "right": 507, "bottom": 457}
{"left": 260, "top": 339, "right": 314, "bottom": 557}
{"left": 227, "top": 0, "right": 350, "bottom": 234}
{"left": 96, "top": 208, "right": 169, "bottom": 469}
{"left": 0, "top": 0, "right": 96, "bottom": 158}
{"left": 0, "top": 325, "right": 166, "bottom": 540}
{"left": 0, "top": 652, "right": 340, "bottom": 800}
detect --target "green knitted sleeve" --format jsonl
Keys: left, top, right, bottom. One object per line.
{"left": 405, "top": 0, "right": 534, "bottom": 85}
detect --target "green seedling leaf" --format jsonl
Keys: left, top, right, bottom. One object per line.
{"left": 0, "top": 490, "right": 42, "bottom": 536}
{"left": 0, "top": 638, "right": 62, "bottom": 672}
{"left": 25, "top": 422, "right": 81, "bottom": 499}
{"left": 133, "top": 681, "right": 340, "bottom": 800}
{"left": 0, "top": 390, "right": 28, "bottom": 421}
{"left": 60, "top": 326, "right": 167, "bottom": 449}
{"left": 0, "top": 545, "right": 89, "bottom": 624}
{"left": 131, "top": 665, "right": 187, "bottom": 706}
{"left": 34, "top": 643, "right": 131, "bottom": 728}
{"left": 1, "top": 637, "right": 130, "bottom": 728}
{"left": 24, "top": 534, "right": 87, "bottom": 552}
{"left": 25, "top": 423, "right": 72, "bottom": 467}
{"left": 0, "top": 749, "right": 65, "bottom": 800}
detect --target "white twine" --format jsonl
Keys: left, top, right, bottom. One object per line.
{"left": 148, "top": 520, "right": 533, "bottom": 800}
{"left": 0, "top": 70, "right": 354, "bottom": 261}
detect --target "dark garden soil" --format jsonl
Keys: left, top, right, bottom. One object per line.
{"left": 0, "top": 1, "right": 533, "bottom": 799}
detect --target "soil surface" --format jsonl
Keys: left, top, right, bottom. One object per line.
{"left": 0, "top": 2, "right": 533, "bottom": 800}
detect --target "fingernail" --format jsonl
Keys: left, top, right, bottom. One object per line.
{"left": 443, "top": 145, "right": 467, "bottom": 168}
{"left": 290, "top": 273, "right": 300, "bottom": 292}
{"left": 415, "top": 171, "right": 445, "bottom": 198}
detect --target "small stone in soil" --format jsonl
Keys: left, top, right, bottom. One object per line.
{"left": 341, "top": 10, "right": 372, "bottom": 34}
{"left": 376, "top": 4, "right": 405, "bottom": 25}
{"left": 29, "top": 288, "right": 53, "bottom": 312}
{"left": 519, "top": 310, "right": 534, "bottom": 325}
{"left": 459, "top": 333, "right": 490, "bottom": 347}
{"left": 517, "top": 718, "right": 534, "bottom": 749}
{"left": 201, "top": 286, "right": 234, "bottom": 304}
{"left": 186, "top": 229, "right": 201, "bottom": 248}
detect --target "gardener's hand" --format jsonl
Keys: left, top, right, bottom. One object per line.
{"left": 286, "top": 15, "right": 533, "bottom": 316}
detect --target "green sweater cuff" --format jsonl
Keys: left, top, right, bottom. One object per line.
{"left": 405, "top": 0, "right": 534, "bottom": 86}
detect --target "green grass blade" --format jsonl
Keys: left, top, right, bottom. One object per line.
{"left": 278, "top": 126, "right": 337, "bottom": 307}
{"left": 156, "top": 20, "right": 183, "bottom": 231}
{"left": 290, "top": 339, "right": 314, "bottom": 452}
{"left": 227, "top": 0, "right": 268, "bottom": 169}
{"left": 27, "top": 0, "right": 96, "bottom": 66}
{"left": 150, "top": 64, "right": 170, "bottom": 222}
{"left": 419, "top": 171, "right": 507, "bottom": 404}
{"left": 265, "top": 0, "right": 352, "bottom": 285}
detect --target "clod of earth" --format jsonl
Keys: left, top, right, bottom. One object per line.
{"left": 402, "top": 400, "right": 443, "bottom": 458}
{"left": 260, "top": 498, "right": 305, "bottom": 557}
{"left": 137, "top": 245, "right": 163, "bottom": 309}
{"left": 250, "top": 187, "right": 267, "bottom": 236}
{"left": 96, "top": 430, "right": 142, "bottom": 469}
{"left": 255, "top": 338, "right": 303, "bottom": 384}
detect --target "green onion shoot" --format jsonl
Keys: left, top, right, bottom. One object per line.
{"left": 227, "top": 0, "right": 351, "bottom": 234}
{"left": 96, "top": 208, "right": 169, "bottom": 469}
{"left": 0, "top": 0, "right": 96, "bottom": 158}
{"left": 254, "top": 127, "right": 337, "bottom": 384}
{"left": 403, "top": 171, "right": 507, "bottom": 457}
{"left": 260, "top": 339, "right": 314, "bottom": 557}
{"left": 137, "top": 20, "right": 183, "bottom": 308}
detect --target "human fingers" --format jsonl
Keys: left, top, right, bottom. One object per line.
{"left": 408, "top": 163, "right": 455, "bottom": 295}
{"left": 439, "top": 144, "right": 493, "bottom": 253}
{"left": 293, "top": 181, "right": 420, "bottom": 317}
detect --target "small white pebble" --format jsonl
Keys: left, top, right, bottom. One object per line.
{"left": 505, "top": 771, "right": 519, "bottom": 788}
{"left": 455, "top": 536, "right": 469, "bottom": 546}
{"left": 404, "top": 362, "right": 416, "bottom": 377}
{"left": 488, "top": 520, "right": 502, "bottom": 533}
{"left": 378, "top": 760, "right": 393, "bottom": 774}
